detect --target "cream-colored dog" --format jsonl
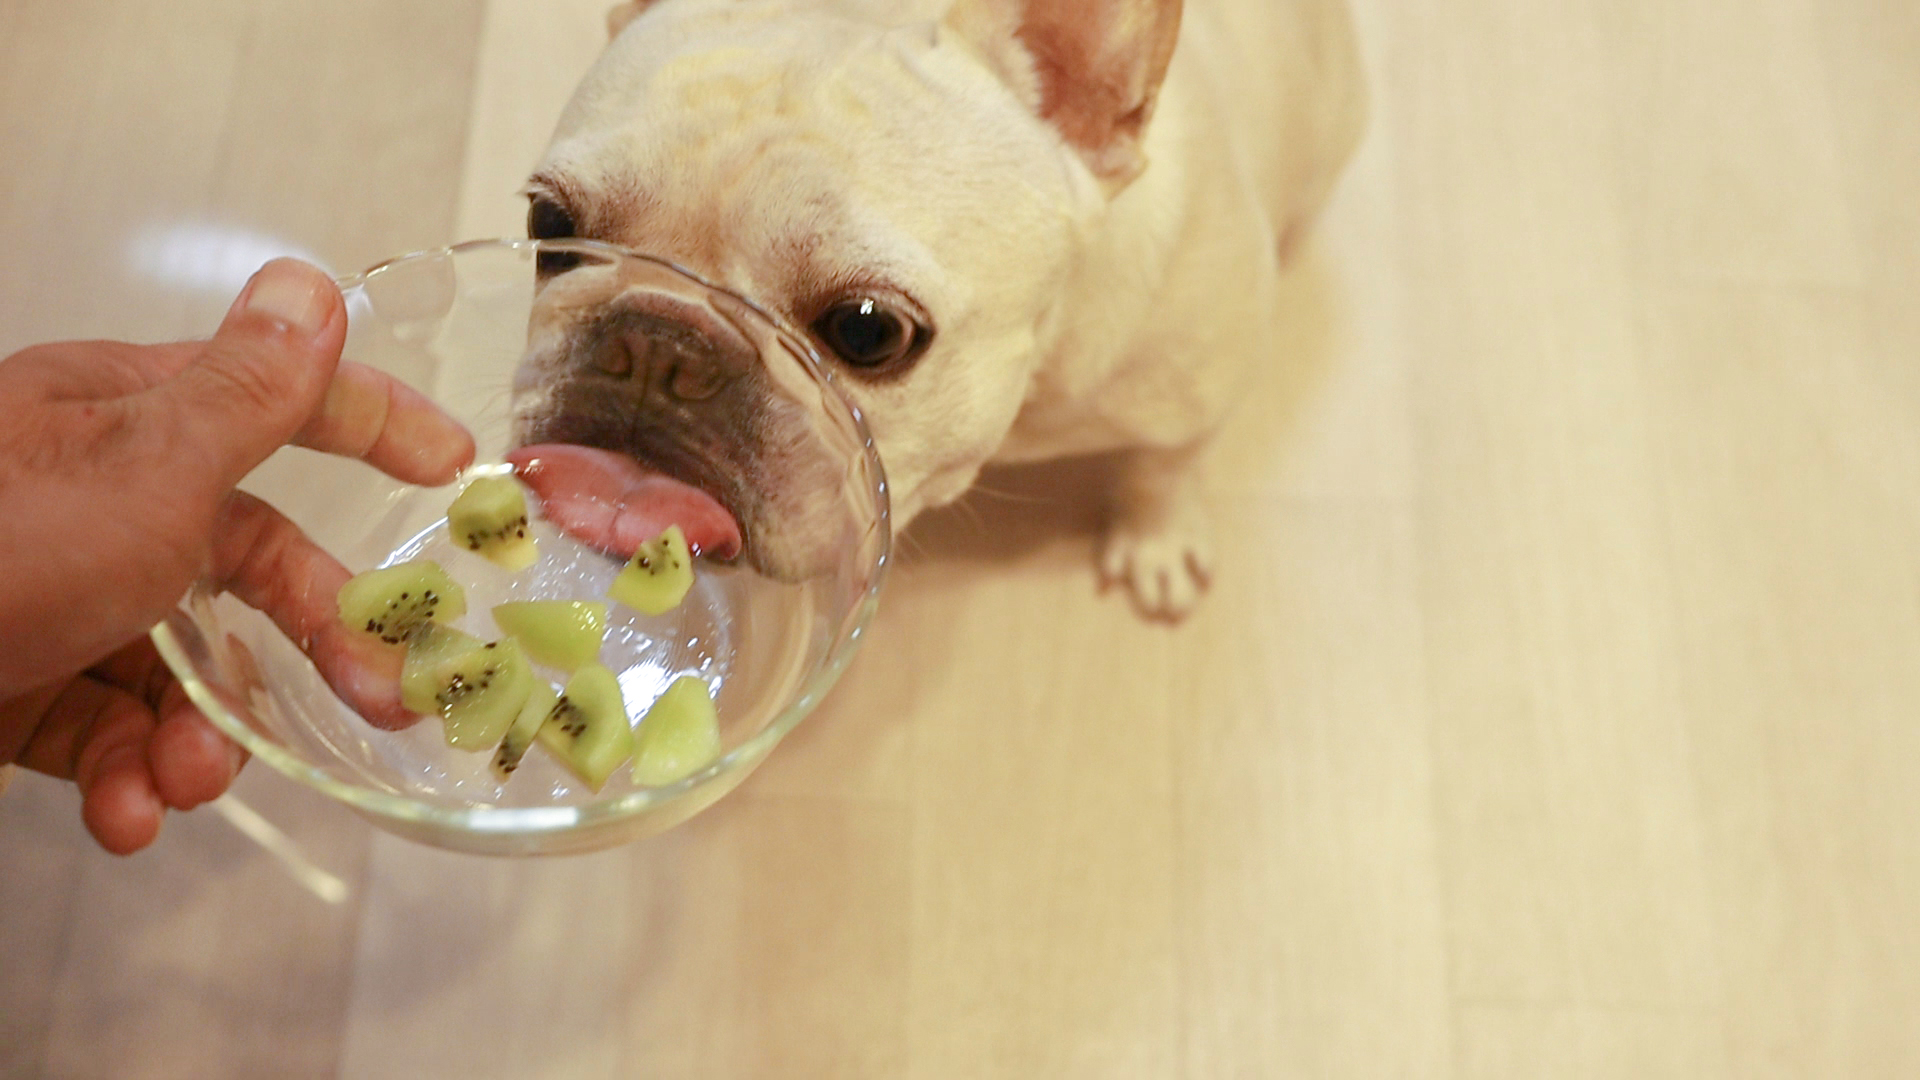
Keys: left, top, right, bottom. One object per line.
{"left": 509, "top": 0, "right": 1366, "bottom": 618}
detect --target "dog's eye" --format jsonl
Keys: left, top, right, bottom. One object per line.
{"left": 812, "top": 297, "right": 927, "bottom": 370}
{"left": 528, "top": 196, "right": 582, "bottom": 275}
{"left": 528, "top": 197, "right": 575, "bottom": 240}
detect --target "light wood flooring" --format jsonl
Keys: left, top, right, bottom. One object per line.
{"left": 3, "top": 0, "right": 1917, "bottom": 1075}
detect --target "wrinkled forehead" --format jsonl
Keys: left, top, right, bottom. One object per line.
{"left": 551, "top": 3, "right": 963, "bottom": 175}
{"left": 534, "top": 2, "right": 1090, "bottom": 297}
{"left": 537, "top": 9, "right": 960, "bottom": 286}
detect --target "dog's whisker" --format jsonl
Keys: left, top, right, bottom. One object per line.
{"left": 473, "top": 385, "right": 516, "bottom": 419}
{"left": 892, "top": 527, "right": 928, "bottom": 566}
{"left": 963, "top": 483, "right": 1055, "bottom": 506}
{"left": 448, "top": 385, "right": 520, "bottom": 443}
{"left": 953, "top": 496, "right": 989, "bottom": 532}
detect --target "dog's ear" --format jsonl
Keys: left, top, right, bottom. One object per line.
{"left": 605, "top": 1, "right": 658, "bottom": 39}
{"left": 950, "top": 0, "right": 1183, "bottom": 191}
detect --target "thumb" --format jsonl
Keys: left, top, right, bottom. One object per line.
{"left": 149, "top": 259, "right": 347, "bottom": 491}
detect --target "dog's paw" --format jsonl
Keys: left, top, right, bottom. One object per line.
{"left": 1097, "top": 509, "right": 1215, "bottom": 622}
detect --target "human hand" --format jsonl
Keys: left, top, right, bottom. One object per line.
{"left": 0, "top": 259, "right": 475, "bottom": 853}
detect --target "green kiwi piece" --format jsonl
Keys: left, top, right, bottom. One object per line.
{"left": 607, "top": 525, "right": 694, "bottom": 616}
{"left": 631, "top": 676, "right": 722, "bottom": 786}
{"left": 490, "top": 601, "right": 607, "bottom": 671}
{"left": 491, "top": 680, "right": 559, "bottom": 782}
{"left": 400, "top": 623, "right": 486, "bottom": 714}
{"left": 447, "top": 475, "right": 538, "bottom": 571}
{"left": 432, "top": 638, "right": 535, "bottom": 750}
{"left": 337, "top": 560, "right": 466, "bottom": 645}
{"left": 536, "top": 663, "right": 634, "bottom": 791}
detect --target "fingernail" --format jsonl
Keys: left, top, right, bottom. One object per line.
{"left": 242, "top": 259, "right": 330, "bottom": 336}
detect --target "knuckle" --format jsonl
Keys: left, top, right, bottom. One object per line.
{"left": 195, "top": 345, "right": 292, "bottom": 418}
{"left": 10, "top": 399, "right": 145, "bottom": 474}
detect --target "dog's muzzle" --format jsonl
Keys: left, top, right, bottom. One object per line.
{"left": 513, "top": 282, "right": 853, "bottom": 581}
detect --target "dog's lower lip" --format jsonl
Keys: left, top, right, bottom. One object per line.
{"left": 504, "top": 443, "right": 744, "bottom": 561}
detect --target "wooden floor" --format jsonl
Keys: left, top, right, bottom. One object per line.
{"left": 4, "top": 0, "right": 1918, "bottom": 1076}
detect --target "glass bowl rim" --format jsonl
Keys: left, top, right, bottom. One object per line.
{"left": 151, "top": 236, "right": 892, "bottom": 839}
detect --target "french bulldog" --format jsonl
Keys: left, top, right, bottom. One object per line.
{"left": 506, "top": 0, "right": 1367, "bottom": 619}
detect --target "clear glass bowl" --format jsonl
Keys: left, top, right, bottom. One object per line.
{"left": 151, "top": 239, "right": 889, "bottom": 855}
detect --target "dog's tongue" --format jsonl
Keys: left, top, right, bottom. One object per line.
{"left": 505, "top": 444, "right": 741, "bottom": 561}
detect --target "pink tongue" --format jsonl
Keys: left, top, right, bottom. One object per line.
{"left": 505, "top": 443, "right": 742, "bottom": 561}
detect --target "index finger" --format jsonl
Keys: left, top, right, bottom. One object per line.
{"left": 294, "top": 360, "right": 475, "bottom": 486}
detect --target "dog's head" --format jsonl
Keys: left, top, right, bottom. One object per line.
{"left": 510, "top": 0, "right": 1183, "bottom": 578}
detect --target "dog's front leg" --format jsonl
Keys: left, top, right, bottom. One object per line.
{"left": 1098, "top": 439, "right": 1217, "bottom": 621}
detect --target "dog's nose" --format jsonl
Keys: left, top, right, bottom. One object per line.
{"left": 584, "top": 298, "right": 752, "bottom": 403}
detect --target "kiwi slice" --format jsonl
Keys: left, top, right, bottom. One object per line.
{"left": 400, "top": 623, "right": 486, "bottom": 714}
{"left": 432, "top": 638, "right": 535, "bottom": 750}
{"left": 447, "top": 475, "right": 538, "bottom": 571}
{"left": 536, "top": 663, "right": 634, "bottom": 791}
{"left": 338, "top": 560, "right": 466, "bottom": 645}
{"left": 631, "top": 676, "right": 722, "bottom": 786}
{"left": 491, "top": 680, "right": 559, "bottom": 782}
{"left": 490, "top": 601, "right": 607, "bottom": 671}
{"left": 607, "top": 525, "right": 695, "bottom": 616}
